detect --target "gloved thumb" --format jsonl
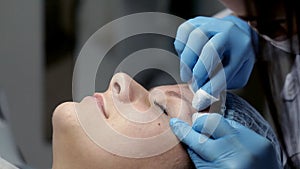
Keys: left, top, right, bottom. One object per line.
{"left": 169, "top": 118, "right": 211, "bottom": 148}
{"left": 169, "top": 118, "right": 194, "bottom": 141}
{"left": 170, "top": 118, "right": 220, "bottom": 162}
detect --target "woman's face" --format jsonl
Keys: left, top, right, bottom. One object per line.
{"left": 52, "top": 73, "right": 196, "bottom": 169}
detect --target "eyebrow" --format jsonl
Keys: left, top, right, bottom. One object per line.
{"left": 165, "top": 90, "right": 192, "bottom": 105}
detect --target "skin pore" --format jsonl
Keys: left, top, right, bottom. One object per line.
{"left": 52, "top": 73, "right": 196, "bottom": 169}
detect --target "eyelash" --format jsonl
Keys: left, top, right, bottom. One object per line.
{"left": 154, "top": 101, "right": 168, "bottom": 115}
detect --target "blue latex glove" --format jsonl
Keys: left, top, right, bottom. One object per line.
{"left": 169, "top": 113, "right": 282, "bottom": 169}
{"left": 174, "top": 15, "right": 258, "bottom": 110}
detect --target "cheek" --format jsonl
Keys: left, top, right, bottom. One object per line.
{"left": 108, "top": 113, "right": 170, "bottom": 138}
{"left": 166, "top": 100, "right": 193, "bottom": 124}
{"left": 106, "top": 99, "right": 171, "bottom": 138}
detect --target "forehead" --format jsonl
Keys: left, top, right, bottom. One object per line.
{"left": 220, "top": 0, "right": 256, "bottom": 16}
{"left": 219, "top": 0, "right": 285, "bottom": 18}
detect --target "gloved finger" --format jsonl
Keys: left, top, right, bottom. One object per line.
{"left": 220, "top": 51, "right": 250, "bottom": 88}
{"left": 186, "top": 148, "right": 211, "bottom": 169}
{"left": 192, "top": 63, "right": 229, "bottom": 110}
{"left": 169, "top": 118, "right": 218, "bottom": 161}
{"left": 200, "top": 75, "right": 225, "bottom": 98}
{"left": 180, "top": 61, "right": 193, "bottom": 84}
{"left": 180, "top": 28, "right": 210, "bottom": 82}
{"left": 195, "top": 17, "right": 232, "bottom": 33}
{"left": 192, "top": 63, "right": 227, "bottom": 111}
{"left": 174, "top": 16, "right": 212, "bottom": 56}
{"left": 212, "top": 31, "right": 253, "bottom": 85}
{"left": 191, "top": 33, "right": 225, "bottom": 91}
{"left": 174, "top": 21, "right": 196, "bottom": 56}
{"left": 192, "top": 113, "right": 235, "bottom": 139}
{"left": 179, "top": 19, "right": 222, "bottom": 91}
{"left": 179, "top": 45, "right": 197, "bottom": 83}
{"left": 190, "top": 60, "right": 208, "bottom": 92}
{"left": 191, "top": 19, "right": 254, "bottom": 92}
{"left": 227, "top": 58, "right": 255, "bottom": 89}
{"left": 170, "top": 118, "right": 210, "bottom": 143}
{"left": 195, "top": 18, "right": 250, "bottom": 59}
{"left": 222, "top": 15, "right": 251, "bottom": 34}
{"left": 193, "top": 30, "right": 251, "bottom": 94}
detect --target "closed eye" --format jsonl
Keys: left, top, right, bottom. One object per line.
{"left": 154, "top": 101, "right": 168, "bottom": 115}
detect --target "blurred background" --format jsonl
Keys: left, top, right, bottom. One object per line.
{"left": 0, "top": 0, "right": 265, "bottom": 168}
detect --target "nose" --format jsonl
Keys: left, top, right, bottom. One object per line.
{"left": 110, "top": 73, "right": 150, "bottom": 104}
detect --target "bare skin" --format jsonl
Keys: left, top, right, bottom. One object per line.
{"left": 52, "top": 73, "right": 197, "bottom": 169}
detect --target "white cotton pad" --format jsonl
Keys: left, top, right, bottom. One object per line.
{"left": 188, "top": 82, "right": 219, "bottom": 111}
{"left": 188, "top": 82, "right": 226, "bottom": 119}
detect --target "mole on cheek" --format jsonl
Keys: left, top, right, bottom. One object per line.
{"left": 158, "top": 123, "right": 161, "bottom": 126}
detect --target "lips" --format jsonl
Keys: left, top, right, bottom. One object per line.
{"left": 93, "top": 93, "right": 109, "bottom": 118}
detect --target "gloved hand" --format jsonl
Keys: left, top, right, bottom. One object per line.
{"left": 174, "top": 15, "right": 258, "bottom": 110}
{"left": 169, "top": 113, "right": 282, "bottom": 169}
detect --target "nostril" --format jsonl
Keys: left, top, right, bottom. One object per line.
{"left": 113, "top": 82, "right": 121, "bottom": 94}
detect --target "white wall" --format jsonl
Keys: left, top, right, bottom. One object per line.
{"left": 0, "top": 0, "right": 52, "bottom": 168}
